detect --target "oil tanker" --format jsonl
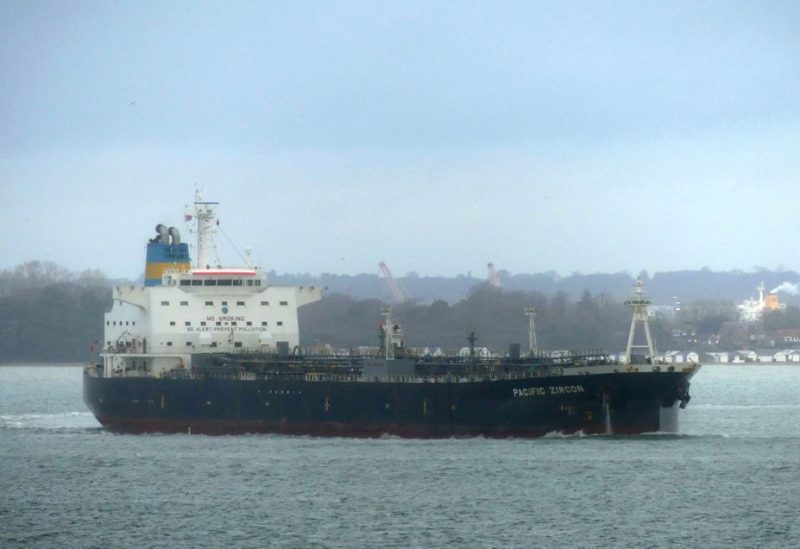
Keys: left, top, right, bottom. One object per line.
{"left": 83, "top": 195, "right": 699, "bottom": 437}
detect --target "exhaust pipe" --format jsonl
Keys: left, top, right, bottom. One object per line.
{"left": 155, "top": 224, "right": 169, "bottom": 243}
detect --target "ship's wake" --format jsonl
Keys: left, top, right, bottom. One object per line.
{"left": 0, "top": 411, "right": 102, "bottom": 432}
{"left": 542, "top": 429, "right": 698, "bottom": 440}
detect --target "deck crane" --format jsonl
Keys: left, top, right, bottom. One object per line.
{"left": 487, "top": 262, "right": 502, "bottom": 288}
{"left": 378, "top": 261, "right": 408, "bottom": 303}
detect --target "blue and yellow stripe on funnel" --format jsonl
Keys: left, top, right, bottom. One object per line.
{"left": 145, "top": 242, "right": 191, "bottom": 286}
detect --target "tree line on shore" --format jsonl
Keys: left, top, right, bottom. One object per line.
{"left": 298, "top": 285, "right": 669, "bottom": 353}
{"left": 2, "top": 260, "right": 800, "bottom": 362}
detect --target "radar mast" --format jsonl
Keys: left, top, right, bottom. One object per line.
{"left": 192, "top": 190, "right": 220, "bottom": 269}
{"left": 624, "top": 277, "right": 656, "bottom": 364}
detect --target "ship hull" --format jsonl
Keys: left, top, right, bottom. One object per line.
{"left": 83, "top": 369, "right": 695, "bottom": 437}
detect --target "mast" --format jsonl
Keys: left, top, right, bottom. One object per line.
{"left": 192, "top": 191, "right": 220, "bottom": 269}
{"left": 624, "top": 277, "right": 656, "bottom": 364}
{"left": 381, "top": 306, "right": 393, "bottom": 359}
{"left": 524, "top": 307, "right": 538, "bottom": 355}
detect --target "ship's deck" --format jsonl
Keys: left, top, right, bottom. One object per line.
{"left": 85, "top": 350, "right": 699, "bottom": 383}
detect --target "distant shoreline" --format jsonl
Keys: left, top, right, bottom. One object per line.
{"left": 0, "top": 362, "right": 85, "bottom": 367}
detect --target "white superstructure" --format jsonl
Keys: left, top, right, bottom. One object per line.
{"left": 101, "top": 195, "right": 322, "bottom": 377}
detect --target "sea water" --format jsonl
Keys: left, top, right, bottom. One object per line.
{"left": 1, "top": 365, "right": 799, "bottom": 548}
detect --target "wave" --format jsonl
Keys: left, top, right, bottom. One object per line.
{"left": 542, "top": 430, "right": 588, "bottom": 438}
{"left": 0, "top": 411, "right": 101, "bottom": 431}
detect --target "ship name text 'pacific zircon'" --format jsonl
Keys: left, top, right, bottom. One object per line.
{"left": 513, "top": 385, "right": 586, "bottom": 397}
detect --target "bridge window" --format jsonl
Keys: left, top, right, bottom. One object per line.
{"left": 246, "top": 280, "right": 253, "bottom": 286}
{"left": 233, "top": 280, "right": 242, "bottom": 286}
{"left": 180, "top": 280, "right": 191, "bottom": 286}
{"left": 218, "top": 280, "right": 232, "bottom": 286}
{"left": 254, "top": 280, "right": 261, "bottom": 286}
{"left": 191, "top": 280, "right": 202, "bottom": 286}
{"left": 204, "top": 280, "right": 217, "bottom": 286}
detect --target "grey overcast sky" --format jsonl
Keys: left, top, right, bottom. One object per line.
{"left": 1, "top": 1, "right": 799, "bottom": 279}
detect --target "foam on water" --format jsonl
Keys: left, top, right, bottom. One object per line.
{"left": 0, "top": 411, "right": 99, "bottom": 431}
{"left": 542, "top": 429, "right": 588, "bottom": 438}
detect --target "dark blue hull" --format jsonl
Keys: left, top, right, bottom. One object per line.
{"left": 83, "top": 369, "right": 695, "bottom": 437}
